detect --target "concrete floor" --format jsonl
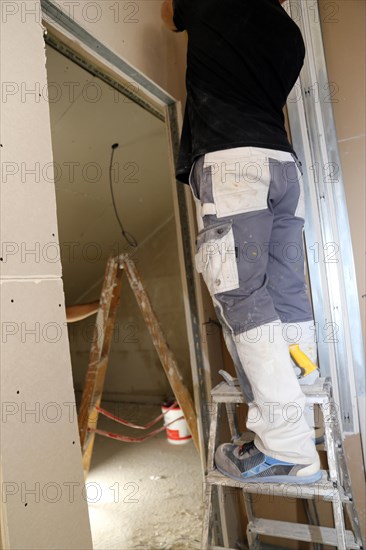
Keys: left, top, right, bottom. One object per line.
{"left": 87, "top": 403, "right": 204, "bottom": 550}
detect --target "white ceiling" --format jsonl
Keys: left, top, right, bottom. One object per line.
{"left": 45, "top": 45, "right": 174, "bottom": 303}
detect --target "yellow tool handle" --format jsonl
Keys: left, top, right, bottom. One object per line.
{"left": 289, "top": 344, "right": 318, "bottom": 377}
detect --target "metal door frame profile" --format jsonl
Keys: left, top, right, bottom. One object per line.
{"left": 285, "top": 0, "right": 365, "bottom": 460}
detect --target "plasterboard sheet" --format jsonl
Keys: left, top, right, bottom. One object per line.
{"left": 0, "top": 9, "right": 61, "bottom": 279}
{"left": 0, "top": 279, "right": 92, "bottom": 549}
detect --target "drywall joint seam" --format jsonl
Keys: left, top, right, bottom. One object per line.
{"left": 0, "top": 276, "right": 62, "bottom": 282}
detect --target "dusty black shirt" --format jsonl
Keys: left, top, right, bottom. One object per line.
{"left": 173, "top": 0, "right": 305, "bottom": 183}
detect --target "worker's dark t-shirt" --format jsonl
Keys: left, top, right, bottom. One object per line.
{"left": 173, "top": 0, "right": 305, "bottom": 183}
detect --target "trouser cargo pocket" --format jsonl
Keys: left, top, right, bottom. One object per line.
{"left": 195, "top": 221, "right": 239, "bottom": 296}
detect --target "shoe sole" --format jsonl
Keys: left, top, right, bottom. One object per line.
{"left": 216, "top": 464, "right": 323, "bottom": 485}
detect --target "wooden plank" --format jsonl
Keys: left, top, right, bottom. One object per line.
{"left": 80, "top": 357, "right": 109, "bottom": 472}
{"left": 120, "top": 253, "right": 200, "bottom": 451}
{"left": 78, "top": 256, "right": 123, "bottom": 472}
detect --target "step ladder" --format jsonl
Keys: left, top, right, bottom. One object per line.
{"left": 78, "top": 253, "right": 199, "bottom": 473}
{"left": 202, "top": 377, "right": 363, "bottom": 549}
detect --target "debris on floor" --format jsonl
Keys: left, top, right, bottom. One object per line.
{"left": 87, "top": 403, "right": 203, "bottom": 549}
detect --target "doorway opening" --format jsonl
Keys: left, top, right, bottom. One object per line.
{"left": 43, "top": 19, "right": 204, "bottom": 550}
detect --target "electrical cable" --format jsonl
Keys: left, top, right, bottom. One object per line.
{"left": 96, "top": 401, "right": 178, "bottom": 430}
{"left": 88, "top": 401, "right": 184, "bottom": 443}
{"left": 88, "top": 415, "right": 184, "bottom": 443}
{"left": 109, "top": 143, "right": 138, "bottom": 248}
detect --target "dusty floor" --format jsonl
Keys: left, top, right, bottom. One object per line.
{"left": 87, "top": 403, "right": 204, "bottom": 550}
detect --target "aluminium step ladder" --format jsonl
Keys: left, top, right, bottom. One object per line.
{"left": 202, "top": 377, "right": 363, "bottom": 549}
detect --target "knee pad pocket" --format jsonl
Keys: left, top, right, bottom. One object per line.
{"left": 195, "top": 221, "right": 239, "bottom": 295}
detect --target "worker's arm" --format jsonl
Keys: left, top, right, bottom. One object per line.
{"left": 66, "top": 301, "right": 100, "bottom": 323}
{"left": 161, "top": 0, "right": 179, "bottom": 31}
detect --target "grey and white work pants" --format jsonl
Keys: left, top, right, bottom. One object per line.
{"left": 189, "top": 146, "right": 319, "bottom": 466}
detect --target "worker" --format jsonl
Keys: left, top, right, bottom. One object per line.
{"left": 161, "top": 0, "right": 322, "bottom": 484}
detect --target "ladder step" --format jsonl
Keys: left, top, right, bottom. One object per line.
{"left": 206, "top": 469, "right": 349, "bottom": 502}
{"left": 202, "top": 378, "right": 362, "bottom": 550}
{"left": 211, "top": 377, "right": 330, "bottom": 404}
{"left": 248, "top": 518, "right": 360, "bottom": 548}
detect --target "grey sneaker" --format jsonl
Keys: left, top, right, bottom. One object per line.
{"left": 215, "top": 441, "right": 322, "bottom": 484}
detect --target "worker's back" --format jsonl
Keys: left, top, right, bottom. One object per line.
{"left": 173, "top": 0, "right": 306, "bottom": 183}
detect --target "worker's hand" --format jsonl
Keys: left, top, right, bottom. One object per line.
{"left": 161, "top": 0, "right": 178, "bottom": 31}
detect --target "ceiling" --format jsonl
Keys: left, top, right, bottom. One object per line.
{"left": 45, "top": 45, "right": 174, "bottom": 303}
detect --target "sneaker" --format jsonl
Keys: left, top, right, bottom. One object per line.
{"left": 214, "top": 441, "right": 322, "bottom": 484}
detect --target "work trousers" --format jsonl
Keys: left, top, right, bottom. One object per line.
{"left": 189, "top": 146, "right": 318, "bottom": 464}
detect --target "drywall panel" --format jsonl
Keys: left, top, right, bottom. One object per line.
{"left": 319, "top": 1, "right": 365, "bottom": 141}
{"left": 344, "top": 434, "right": 366, "bottom": 540}
{"left": 0, "top": 174, "right": 61, "bottom": 279}
{"left": 319, "top": 0, "right": 366, "bottom": 339}
{"left": 1, "top": 280, "right": 92, "bottom": 549}
{"left": 0, "top": 12, "right": 61, "bottom": 279}
{"left": 338, "top": 136, "right": 366, "bottom": 341}
{"left": 0, "top": 6, "right": 93, "bottom": 549}
{"left": 54, "top": 0, "right": 187, "bottom": 104}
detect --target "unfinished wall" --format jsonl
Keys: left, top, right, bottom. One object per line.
{"left": 50, "top": 1, "right": 364, "bottom": 361}
{"left": 319, "top": 0, "right": 366, "bottom": 340}
{"left": 318, "top": 0, "right": 366, "bottom": 538}
{"left": 40, "top": 0, "right": 191, "bottom": 404}
{"left": 55, "top": 0, "right": 187, "bottom": 104}
{"left": 0, "top": 6, "right": 92, "bottom": 550}
{"left": 69, "top": 216, "right": 191, "bottom": 403}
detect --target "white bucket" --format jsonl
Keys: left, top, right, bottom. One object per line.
{"left": 161, "top": 404, "right": 192, "bottom": 445}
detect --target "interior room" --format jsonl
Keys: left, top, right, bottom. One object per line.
{"left": 1, "top": 1, "right": 365, "bottom": 549}
{"left": 44, "top": 43, "right": 203, "bottom": 549}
